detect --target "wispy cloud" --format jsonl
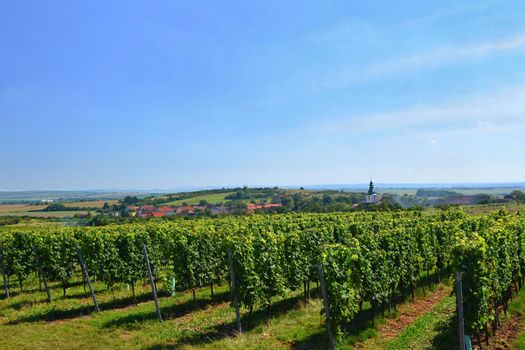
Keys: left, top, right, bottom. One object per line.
{"left": 311, "top": 85, "right": 525, "bottom": 137}
{"left": 417, "top": 119, "right": 525, "bottom": 142}
{"left": 319, "top": 32, "right": 525, "bottom": 90}
{"left": 402, "top": 1, "right": 499, "bottom": 27}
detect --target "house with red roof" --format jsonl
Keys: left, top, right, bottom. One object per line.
{"left": 246, "top": 203, "right": 282, "bottom": 213}
{"left": 136, "top": 205, "right": 175, "bottom": 218}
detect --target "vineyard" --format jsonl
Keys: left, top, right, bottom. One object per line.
{"left": 1, "top": 210, "right": 525, "bottom": 349}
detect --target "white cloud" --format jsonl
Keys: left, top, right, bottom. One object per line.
{"left": 319, "top": 32, "right": 525, "bottom": 89}
{"left": 418, "top": 119, "right": 525, "bottom": 141}
{"left": 311, "top": 85, "right": 525, "bottom": 136}
{"left": 402, "top": 1, "right": 499, "bottom": 27}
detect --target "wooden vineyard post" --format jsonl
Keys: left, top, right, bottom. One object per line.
{"left": 142, "top": 244, "right": 162, "bottom": 322}
{"left": 32, "top": 244, "right": 51, "bottom": 302}
{"left": 76, "top": 246, "right": 100, "bottom": 312}
{"left": 227, "top": 248, "right": 241, "bottom": 333}
{"left": 318, "top": 262, "right": 336, "bottom": 350}
{"left": 456, "top": 271, "right": 465, "bottom": 350}
{"left": 0, "top": 251, "right": 9, "bottom": 299}
{"left": 171, "top": 276, "right": 176, "bottom": 297}
{"left": 494, "top": 300, "right": 499, "bottom": 331}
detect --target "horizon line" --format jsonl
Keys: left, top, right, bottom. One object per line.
{"left": 1, "top": 181, "right": 525, "bottom": 193}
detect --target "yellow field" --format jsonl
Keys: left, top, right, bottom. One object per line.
{"left": 0, "top": 204, "right": 47, "bottom": 213}
{"left": 0, "top": 210, "right": 88, "bottom": 218}
{"left": 62, "top": 200, "right": 118, "bottom": 208}
{"left": 0, "top": 221, "right": 65, "bottom": 232}
{"left": 462, "top": 202, "right": 525, "bottom": 215}
{"left": 0, "top": 203, "right": 90, "bottom": 218}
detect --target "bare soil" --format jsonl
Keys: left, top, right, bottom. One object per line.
{"left": 380, "top": 287, "right": 451, "bottom": 339}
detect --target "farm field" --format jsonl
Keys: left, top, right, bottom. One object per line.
{"left": 8, "top": 268, "right": 525, "bottom": 350}
{"left": 0, "top": 204, "right": 47, "bottom": 213}
{"left": 462, "top": 202, "right": 525, "bottom": 215}
{"left": 62, "top": 200, "right": 119, "bottom": 208}
{"left": 161, "top": 192, "right": 235, "bottom": 206}
{"left": 381, "top": 187, "right": 524, "bottom": 197}
{"left": 0, "top": 191, "right": 152, "bottom": 204}
{"left": 0, "top": 201, "right": 109, "bottom": 218}
{"left": 0, "top": 210, "right": 89, "bottom": 218}
{"left": 0, "top": 204, "right": 88, "bottom": 218}
{"left": 2, "top": 210, "right": 525, "bottom": 349}
{"left": 4, "top": 1, "right": 525, "bottom": 349}
{"left": 422, "top": 203, "right": 525, "bottom": 216}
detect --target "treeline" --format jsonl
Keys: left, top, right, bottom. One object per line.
{"left": 121, "top": 188, "right": 372, "bottom": 213}
{"left": 415, "top": 189, "right": 462, "bottom": 197}
{"left": 0, "top": 217, "right": 20, "bottom": 226}
{"left": 0, "top": 216, "right": 62, "bottom": 226}
{"left": 41, "top": 203, "right": 99, "bottom": 212}
{"left": 512, "top": 190, "right": 525, "bottom": 202}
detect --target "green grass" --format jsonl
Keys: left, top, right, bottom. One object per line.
{"left": 510, "top": 283, "right": 525, "bottom": 349}
{"left": 515, "top": 332, "right": 525, "bottom": 349}
{"left": 161, "top": 192, "right": 234, "bottom": 206}
{"left": 0, "top": 272, "right": 465, "bottom": 350}
{"left": 0, "top": 274, "right": 336, "bottom": 350}
{"left": 186, "top": 298, "right": 327, "bottom": 350}
{"left": 0, "top": 276, "right": 236, "bottom": 349}
{"left": 0, "top": 274, "right": 431, "bottom": 350}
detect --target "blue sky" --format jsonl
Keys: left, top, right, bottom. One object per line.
{"left": 1, "top": 1, "right": 525, "bottom": 190}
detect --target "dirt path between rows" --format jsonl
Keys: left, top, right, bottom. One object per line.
{"left": 356, "top": 285, "right": 452, "bottom": 349}
{"left": 484, "top": 314, "right": 524, "bottom": 350}
{"left": 471, "top": 285, "right": 525, "bottom": 350}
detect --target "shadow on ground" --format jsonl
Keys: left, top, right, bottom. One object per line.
{"left": 144, "top": 292, "right": 317, "bottom": 349}
{"left": 430, "top": 314, "right": 458, "bottom": 350}
{"left": 101, "top": 291, "right": 231, "bottom": 329}
{"left": 7, "top": 292, "right": 229, "bottom": 327}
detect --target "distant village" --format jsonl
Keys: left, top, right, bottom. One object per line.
{"left": 118, "top": 179, "right": 525, "bottom": 219}
{"left": 122, "top": 180, "right": 381, "bottom": 219}
{"left": 126, "top": 202, "right": 284, "bottom": 218}
{"left": 28, "top": 181, "right": 524, "bottom": 224}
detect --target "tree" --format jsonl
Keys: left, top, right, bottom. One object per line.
{"left": 43, "top": 203, "right": 67, "bottom": 211}
{"left": 281, "top": 196, "right": 294, "bottom": 209}
{"left": 121, "top": 196, "right": 139, "bottom": 205}
{"left": 323, "top": 194, "right": 333, "bottom": 206}
{"left": 511, "top": 190, "right": 525, "bottom": 202}
{"left": 292, "top": 193, "right": 303, "bottom": 210}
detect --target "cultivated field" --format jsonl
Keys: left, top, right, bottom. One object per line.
{"left": 0, "top": 204, "right": 47, "bottom": 214}
{"left": 62, "top": 200, "right": 119, "bottom": 208}
{"left": 0, "top": 200, "right": 113, "bottom": 218}
{"left": 0, "top": 210, "right": 89, "bottom": 218}
{"left": 161, "top": 192, "right": 235, "bottom": 206}
{"left": 2, "top": 211, "right": 525, "bottom": 349}
{"left": 0, "top": 204, "right": 88, "bottom": 218}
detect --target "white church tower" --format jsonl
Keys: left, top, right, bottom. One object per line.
{"left": 363, "top": 179, "right": 382, "bottom": 204}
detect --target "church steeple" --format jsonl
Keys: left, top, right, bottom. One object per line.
{"left": 363, "top": 178, "right": 382, "bottom": 204}
{"left": 367, "top": 179, "right": 376, "bottom": 195}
